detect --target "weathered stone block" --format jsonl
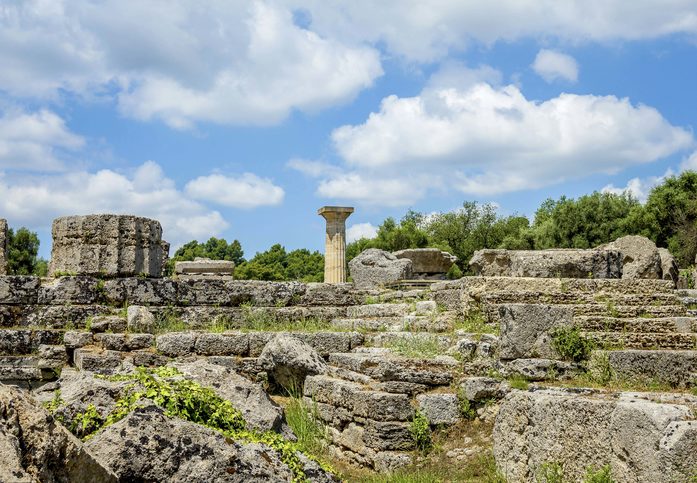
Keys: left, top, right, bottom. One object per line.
{"left": 415, "top": 393, "right": 461, "bottom": 426}
{"left": 63, "top": 330, "right": 94, "bottom": 349}
{"left": 89, "top": 316, "right": 127, "bottom": 333}
{"left": 174, "top": 258, "right": 234, "bottom": 280}
{"left": 493, "top": 389, "right": 697, "bottom": 482}
{"left": 38, "top": 276, "right": 104, "bottom": 304}
{"left": 498, "top": 303, "right": 574, "bottom": 359}
{"left": 658, "top": 247, "right": 679, "bottom": 286}
{"left": 600, "top": 235, "right": 662, "bottom": 280}
{"left": 73, "top": 349, "right": 122, "bottom": 373}
{"left": 349, "top": 249, "right": 412, "bottom": 289}
{"left": 194, "top": 332, "right": 249, "bottom": 356}
{"left": 102, "top": 278, "right": 177, "bottom": 306}
{"left": 156, "top": 332, "right": 197, "bottom": 357}
{"left": 49, "top": 215, "right": 166, "bottom": 278}
{"left": 0, "top": 276, "right": 40, "bottom": 304}
{"left": 393, "top": 248, "right": 457, "bottom": 278}
{"left": 95, "top": 333, "right": 154, "bottom": 351}
{"left": 460, "top": 377, "right": 510, "bottom": 401}
{"left": 469, "top": 248, "right": 622, "bottom": 278}
{"left": 127, "top": 305, "right": 156, "bottom": 333}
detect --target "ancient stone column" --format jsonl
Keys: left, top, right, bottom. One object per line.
{"left": 0, "top": 219, "right": 7, "bottom": 275}
{"left": 318, "top": 206, "right": 354, "bottom": 284}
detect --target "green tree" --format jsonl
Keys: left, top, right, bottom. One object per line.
{"left": 235, "top": 244, "right": 324, "bottom": 282}
{"left": 7, "top": 227, "right": 41, "bottom": 275}
{"left": 529, "top": 192, "right": 644, "bottom": 249}
{"left": 167, "top": 237, "right": 244, "bottom": 275}
{"left": 643, "top": 171, "right": 697, "bottom": 266}
{"left": 346, "top": 211, "right": 430, "bottom": 262}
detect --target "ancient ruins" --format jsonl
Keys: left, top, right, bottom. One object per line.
{"left": 0, "top": 213, "right": 696, "bottom": 482}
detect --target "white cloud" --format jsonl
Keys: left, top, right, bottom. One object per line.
{"left": 330, "top": 79, "right": 693, "bottom": 199}
{"left": 287, "top": 158, "right": 343, "bottom": 178}
{"left": 284, "top": 0, "right": 697, "bottom": 62}
{"left": 601, "top": 171, "right": 673, "bottom": 202}
{"left": 532, "top": 49, "right": 579, "bottom": 83}
{"left": 0, "top": 108, "right": 84, "bottom": 171}
{"left": 0, "top": 161, "right": 228, "bottom": 246}
{"left": 185, "top": 173, "right": 285, "bottom": 208}
{"left": 346, "top": 222, "right": 378, "bottom": 242}
{"left": 316, "top": 172, "right": 439, "bottom": 206}
{"left": 680, "top": 150, "right": 697, "bottom": 171}
{"left": 0, "top": 0, "right": 382, "bottom": 128}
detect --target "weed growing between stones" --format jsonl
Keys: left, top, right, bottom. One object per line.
{"left": 454, "top": 306, "right": 499, "bottom": 335}
{"left": 283, "top": 395, "right": 331, "bottom": 466}
{"left": 384, "top": 336, "right": 443, "bottom": 358}
{"left": 410, "top": 410, "right": 433, "bottom": 454}
{"left": 537, "top": 461, "right": 565, "bottom": 483}
{"left": 68, "top": 367, "right": 332, "bottom": 482}
{"left": 587, "top": 352, "right": 614, "bottom": 385}
{"left": 507, "top": 374, "right": 530, "bottom": 391}
{"left": 457, "top": 393, "right": 477, "bottom": 420}
{"left": 550, "top": 326, "right": 595, "bottom": 362}
{"left": 154, "top": 308, "right": 187, "bottom": 334}
{"left": 583, "top": 464, "right": 615, "bottom": 483}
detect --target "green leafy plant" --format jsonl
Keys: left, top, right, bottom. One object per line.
{"left": 588, "top": 352, "right": 614, "bottom": 385}
{"left": 409, "top": 410, "right": 433, "bottom": 454}
{"left": 385, "top": 336, "right": 443, "bottom": 358}
{"left": 583, "top": 465, "right": 614, "bottom": 483}
{"left": 89, "top": 367, "right": 330, "bottom": 482}
{"left": 284, "top": 396, "right": 329, "bottom": 464}
{"left": 538, "top": 461, "right": 565, "bottom": 483}
{"left": 507, "top": 374, "right": 530, "bottom": 390}
{"left": 71, "top": 404, "right": 104, "bottom": 438}
{"left": 550, "top": 326, "right": 595, "bottom": 362}
{"left": 458, "top": 395, "right": 477, "bottom": 420}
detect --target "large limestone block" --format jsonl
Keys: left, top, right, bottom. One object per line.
{"left": 175, "top": 257, "right": 235, "bottom": 280}
{"left": 493, "top": 388, "right": 697, "bottom": 483}
{"left": 497, "top": 304, "right": 574, "bottom": 359}
{"left": 84, "top": 404, "right": 332, "bottom": 482}
{"left": 0, "top": 382, "right": 117, "bottom": 482}
{"left": 393, "top": 248, "right": 457, "bottom": 278}
{"left": 259, "top": 333, "right": 328, "bottom": 390}
{"left": 658, "top": 247, "right": 679, "bottom": 286}
{"left": 600, "top": 235, "right": 662, "bottom": 280}
{"left": 469, "top": 248, "right": 622, "bottom": 278}
{"left": 49, "top": 214, "right": 167, "bottom": 278}
{"left": 349, "top": 249, "right": 412, "bottom": 289}
{"left": 0, "top": 219, "right": 7, "bottom": 275}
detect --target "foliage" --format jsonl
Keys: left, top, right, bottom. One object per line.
{"left": 83, "top": 367, "right": 332, "bottom": 482}
{"left": 71, "top": 404, "right": 104, "bottom": 438}
{"left": 153, "top": 308, "right": 188, "bottom": 334}
{"left": 644, "top": 171, "right": 697, "bottom": 266}
{"left": 43, "top": 389, "right": 64, "bottom": 415}
{"left": 457, "top": 392, "right": 477, "bottom": 420}
{"left": 583, "top": 465, "right": 615, "bottom": 483}
{"left": 537, "top": 461, "right": 565, "bottom": 483}
{"left": 454, "top": 308, "right": 497, "bottom": 334}
{"left": 550, "top": 326, "right": 595, "bottom": 362}
{"left": 409, "top": 410, "right": 433, "bottom": 454}
{"left": 235, "top": 244, "right": 324, "bottom": 282}
{"left": 166, "top": 237, "right": 244, "bottom": 275}
{"left": 587, "top": 352, "right": 614, "bottom": 385}
{"left": 507, "top": 374, "right": 530, "bottom": 391}
{"left": 6, "top": 227, "right": 44, "bottom": 275}
{"left": 284, "top": 396, "right": 330, "bottom": 463}
{"left": 384, "top": 336, "right": 443, "bottom": 358}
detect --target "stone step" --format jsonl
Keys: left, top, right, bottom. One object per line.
{"left": 591, "top": 349, "right": 697, "bottom": 387}
{"left": 346, "top": 303, "right": 413, "bottom": 318}
{"left": 330, "top": 314, "right": 454, "bottom": 333}
{"left": 487, "top": 303, "right": 688, "bottom": 321}
{"left": 583, "top": 331, "right": 697, "bottom": 350}
{"left": 328, "top": 351, "right": 458, "bottom": 386}
{"left": 440, "top": 276, "right": 677, "bottom": 296}
{"left": 0, "top": 328, "right": 64, "bottom": 355}
{"left": 482, "top": 291, "right": 681, "bottom": 307}
{"left": 574, "top": 316, "right": 697, "bottom": 333}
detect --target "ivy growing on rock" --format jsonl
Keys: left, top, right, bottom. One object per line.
{"left": 67, "top": 366, "right": 333, "bottom": 482}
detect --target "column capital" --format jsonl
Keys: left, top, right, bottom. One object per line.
{"left": 318, "top": 206, "right": 354, "bottom": 222}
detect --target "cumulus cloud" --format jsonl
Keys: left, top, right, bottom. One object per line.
{"left": 284, "top": 0, "right": 697, "bottom": 62}
{"left": 0, "top": 108, "right": 84, "bottom": 171}
{"left": 330, "top": 79, "right": 693, "bottom": 199}
{"left": 0, "top": 161, "right": 228, "bottom": 246}
{"left": 287, "top": 158, "right": 343, "bottom": 178}
{"left": 346, "top": 222, "right": 378, "bottom": 242}
{"left": 316, "top": 172, "right": 440, "bottom": 206}
{"left": 185, "top": 173, "right": 285, "bottom": 208}
{"left": 532, "top": 49, "right": 579, "bottom": 82}
{"left": 0, "top": 0, "right": 382, "bottom": 128}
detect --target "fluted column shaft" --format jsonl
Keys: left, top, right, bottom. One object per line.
{"left": 318, "top": 207, "right": 353, "bottom": 284}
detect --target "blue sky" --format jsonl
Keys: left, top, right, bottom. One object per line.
{"left": 1, "top": 1, "right": 696, "bottom": 259}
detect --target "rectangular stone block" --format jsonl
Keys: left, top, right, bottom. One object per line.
{"left": 37, "top": 276, "right": 104, "bottom": 305}
{"left": 497, "top": 303, "right": 574, "bottom": 360}
{"left": 156, "top": 332, "right": 197, "bottom": 357}
{"left": 102, "top": 278, "right": 177, "bottom": 306}
{"left": 73, "top": 348, "right": 122, "bottom": 373}
{"left": 175, "top": 259, "right": 234, "bottom": 280}
{"left": 0, "top": 276, "right": 40, "bottom": 304}
{"left": 194, "top": 332, "right": 249, "bottom": 356}
{"left": 49, "top": 215, "right": 166, "bottom": 277}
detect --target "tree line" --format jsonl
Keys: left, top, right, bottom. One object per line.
{"left": 4, "top": 171, "right": 696, "bottom": 278}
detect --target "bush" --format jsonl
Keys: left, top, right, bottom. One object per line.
{"left": 409, "top": 410, "right": 433, "bottom": 454}
{"left": 583, "top": 465, "right": 615, "bottom": 483}
{"left": 550, "top": 326, "right": 595, "bottom": 362}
